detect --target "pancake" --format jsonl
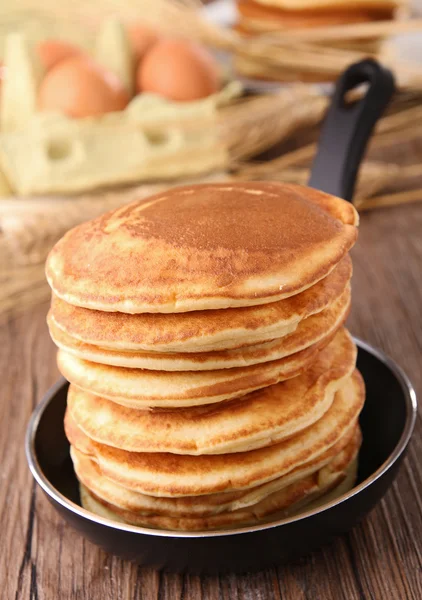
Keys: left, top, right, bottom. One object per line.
{"left": 50, "top": 285, "right": 350, "bottom": 370}
{"left": 57, "top": 327, "right": 352, "bottom": 409}
{"left": 71, "top": 425, "right": 359, "bottom": 518}
{"left": 65, "top": 368, "right": 365, "bottom": 497}
{"left": 252, "top": 0, "right": 402, "bottom": 10}
{"left": 48, "top": 254, "right": 352, "bottom": 353}
{"left": 66, "top": 324, "right": 355, "bottom": 454}
{"left": 301, "top": 450, "right": 358, "bottom": 512}
{"left": 237, "top": 0, "right": 394, "bottom": 31}
{"left": 78, "top": 429, "right": 360, "bottom": 530}
{"left": 46, "top": 182, "right": 358, "bottom": 313}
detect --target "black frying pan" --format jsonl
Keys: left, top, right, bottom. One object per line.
{"left": 26, "top": 60, "right": 417, "bottom": 573}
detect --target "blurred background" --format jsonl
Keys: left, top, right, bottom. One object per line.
{"left": 2, "top": 0, "right": 422, "bottom": 321}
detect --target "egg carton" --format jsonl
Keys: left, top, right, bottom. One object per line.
{"left": 0, "top": 23, "right": 240, "bottom": 196}
{"left": 0, "top": 110, "right": 229, "bottom": 195}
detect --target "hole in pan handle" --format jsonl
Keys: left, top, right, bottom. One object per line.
{"left": 308, "top": 58, "right": 395, "bottom": 202}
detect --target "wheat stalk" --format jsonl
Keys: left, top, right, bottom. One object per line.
{"left": 236, "top": 161, "right": 415, "bottom": 203}
{"left": 269, "top": 18, "right": 422, "bottom": 43}
{"left": 359, "top": 188, "right": 422, "bottom": 210}
{"left": 222, "top": 88, "right": 328, "bottom": 162}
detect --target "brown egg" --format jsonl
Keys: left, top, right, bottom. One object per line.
{"left": 38, "top": 39, "right": 82, "bottom": 71}
{"left": 38, "top": 56, "right": 129, "bottom": 118}
{"left": 137, "top": 39, "right": 219, "bottom": 101}
{"left": 126, "top": 22, "right": 159, "bottom": 62}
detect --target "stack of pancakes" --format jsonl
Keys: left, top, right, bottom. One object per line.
{"left": 46, "top": 181, "right": 364, "bottom": 531}
{"left": 235, "top": 0, "right": 406, "bottom": 81}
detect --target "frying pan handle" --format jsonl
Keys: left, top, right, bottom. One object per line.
{"left": 308, "top": 59, "right": 395, "bottom": 202}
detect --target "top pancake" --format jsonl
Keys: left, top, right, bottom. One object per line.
{"left": 46, "top": 182, "right": 358, "bottom": 313}
{"left": 237, "top": 0, "right": 394, "bottom": 29}
{"left": 252, "top": 0, "right": 402, "bottom": 11}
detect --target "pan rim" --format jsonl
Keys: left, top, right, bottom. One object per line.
{"left": 26, "top": 336, "right": 417, "bottom": 539}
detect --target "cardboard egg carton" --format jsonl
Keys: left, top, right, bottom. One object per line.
{"left": 0, "top": 22, "right": 241, "bottom": 196}
{"left": 0, "top": 108, "right": 230, "bottom": 195}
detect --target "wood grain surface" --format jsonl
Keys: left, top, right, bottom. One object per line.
{"left": 1, "top": 200, "right": 421, "bottom": 599}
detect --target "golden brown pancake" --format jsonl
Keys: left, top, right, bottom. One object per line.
{"left": 78, "top": 427, "right": 360, "bottom": 530}
{"left": 65, "top": 369, "right": 364, "bottom": 497}
{"left": 66, "top": 323, "right": 355, "bottom": 454}
{"left": 57, "top": 327, "right": 353, "bottom": 409}
{"left": 251, "top": 0, "right": 402, "bottom": 10}
{"left": 71, "top": 424, "right": 358, "bottom": 517}
{"left": 48, "top": 254, "right": 352, "bottom": 353}
{"left": 50, "top": 286, "right": 350, "bottom": 370}
{"left": 46, "top": 182, "right": 358, "bottom": 313}
{"left": 237, "top": 0, "right": 394, "bottom": 31}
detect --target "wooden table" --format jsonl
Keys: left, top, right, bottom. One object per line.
{"left": 2, "top": 201, "right": 421, "bottom": 599}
